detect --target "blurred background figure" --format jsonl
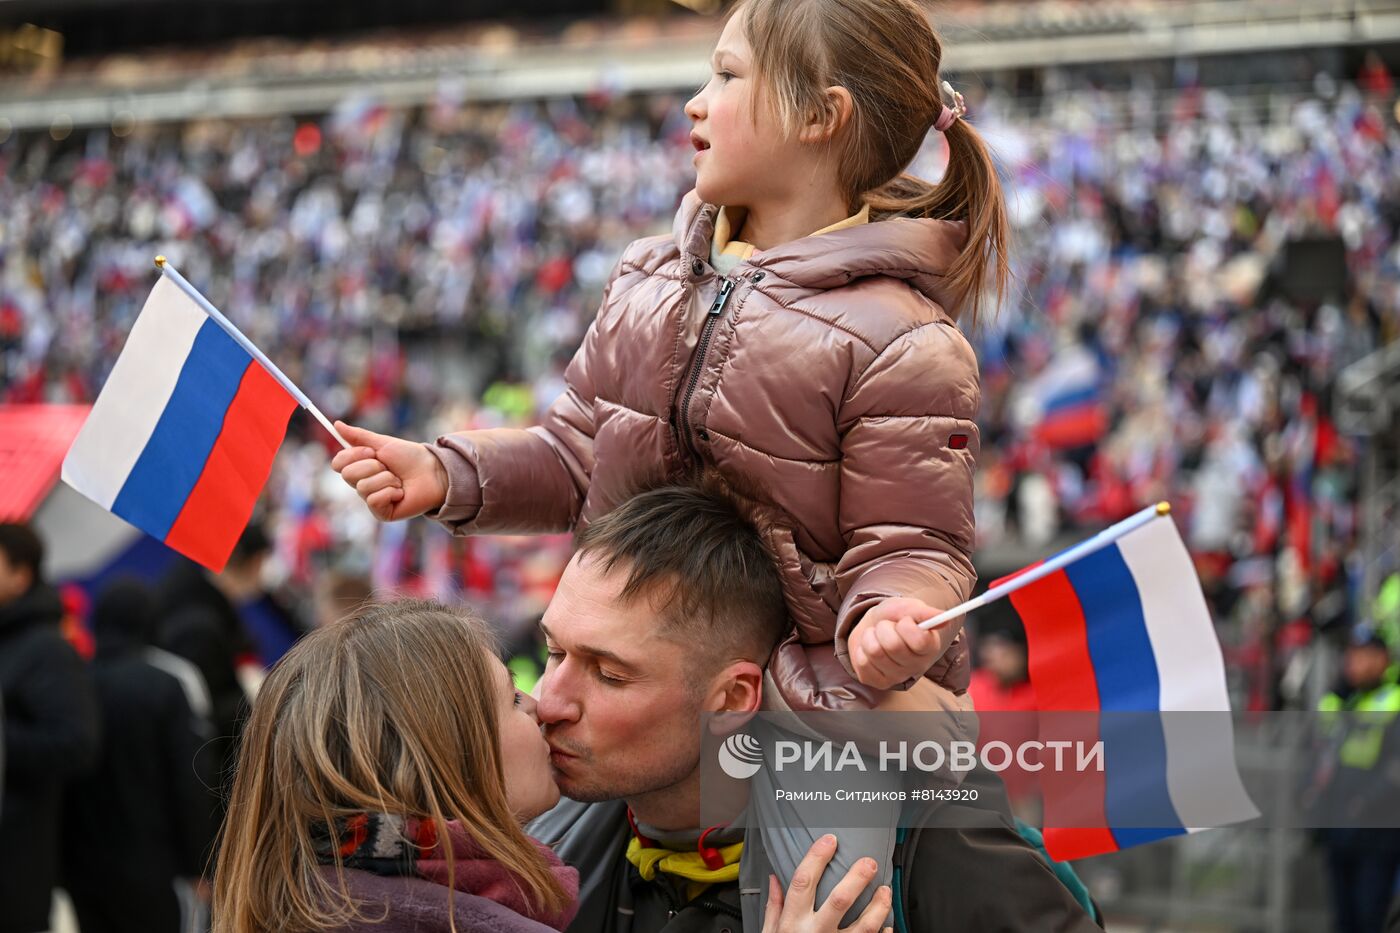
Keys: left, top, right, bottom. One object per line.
{"left": 214, "top": 524, "right": 308, "bottom": 669}
{"left": 60, "top": 578, "right": 215, "bottom": 933}
{"left": 969, "top": 624, "right": 1035, "bottom": 711}
{"left": 968, "top": 621, "right": 1040, "bottom": 818}
{"left": 312, "top": 571, "right": 375, "bottom": 628}
{"left": 154, "top": 553, "right": 255, "bottom": 836}
{"left": 1314, "top": 634, "right": 1400, "bottom": 933}
{"left": 0, "top": 524, "right": 99, "bottom": 933}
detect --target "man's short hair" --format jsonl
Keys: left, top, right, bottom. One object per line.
{"left": 0, "top": 523, "right": 44, "bottom": 583}
{"left": 575, "top": 476, "right": 789, "bottom": 668}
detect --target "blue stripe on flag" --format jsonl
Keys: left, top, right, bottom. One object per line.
{"left": 1043, "top": 384, "right": 1099, "bottom": 414}
{"left": 1067, "top": 544, "right": 1185, "bottom": 847}
{"left": 111, "top": 319, "right": 251, "bottom": 540}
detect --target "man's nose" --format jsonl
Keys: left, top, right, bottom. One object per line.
{"left": 534, "top": 665, "right": 581, "bottom": 725}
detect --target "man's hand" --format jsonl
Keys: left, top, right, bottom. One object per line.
{"left": 848, "top": 596, "right": 949, "bottom": 690}
{"left": 329, "top": 421, "right": 449, "bottom": 522}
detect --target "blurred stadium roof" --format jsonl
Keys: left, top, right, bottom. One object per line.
{"left": 0, "top": 0, "right": 610, "bottom": 56}
{"left": 1, "top": 0, "right": 1398, "bottom": 130}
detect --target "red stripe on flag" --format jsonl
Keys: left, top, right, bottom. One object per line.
{"left": 164, "top": 362, "right": 297, "bottom": 572}
{"left": 1011, "top": 570, "right": 1101, "bottom": 711}
{"left": 1034, "top": 404, "right": 1106, "bottom": 449}
{"left": 1043, "top": 825, "right": 1120, "bottom": 862}
{"left": 1011, "top": 570, "right": 1118, "bottom": 860}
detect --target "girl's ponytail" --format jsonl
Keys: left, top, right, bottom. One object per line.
{"left": 865, "top": 116, "right": 1010, "bottom": 330}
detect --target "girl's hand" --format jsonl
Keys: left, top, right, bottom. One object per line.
{"left": 761, "top": 834, "right": 892, "bottom": 933}
{"left": 329, "top": 421, "right": 449, "bottom": 522}
{"left": 848, "top": 596, "right": 947, "bottom": 690}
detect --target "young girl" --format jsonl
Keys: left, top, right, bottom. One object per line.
{"left": 333, "top": 0, "right": 1002, "bottom": 715}
{"left": 213, "top": 599, "right": 895, "bottom": 933}
{"left": 333, "top": 0, "right": 1005, "bottom": 919}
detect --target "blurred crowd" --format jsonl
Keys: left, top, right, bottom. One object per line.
{"left": 2, "top": 58, "right": 1399, "bottom": 715}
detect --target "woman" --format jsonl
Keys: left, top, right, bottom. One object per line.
{"left": 214, "top": 599, "right": 891, "bottom": 933}
{"left": 213, "top": 599, "right": 574, "bottom": 933}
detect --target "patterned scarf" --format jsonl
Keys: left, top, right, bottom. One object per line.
{"left": 313, "top": 812, "right": 580, "bottom": 931}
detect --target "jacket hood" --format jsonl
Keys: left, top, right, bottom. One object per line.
{"left": 93, "top": 577, "right": 159, "bottom": 659}
{"left": 160, "top": 561, "right": 235, "bottom": 625}
{"left": 672, "top": 190, "right": 970, "bottom": 319}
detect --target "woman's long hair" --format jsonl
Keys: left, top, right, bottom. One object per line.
{"left": 733, "top": 0, "right": 1010, "bottom": 327}
{"left": 212, "top": 599, "right": 570, "bottom": 933}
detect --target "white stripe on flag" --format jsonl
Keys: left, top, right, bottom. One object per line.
{"left": 1118, "top": 518, "right": 1260, "bottom": 829}
{"left": 1118, "top": 519, "right": 1230, "bottom": 712}
{"left": 62, "top": 276, "right": 207, "bottom": 508}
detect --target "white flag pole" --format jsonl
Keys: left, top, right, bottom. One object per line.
{"left": 917, "top": 501, "right": 1173, "bottom": 630}
{"left": 154, "top": 256, "right": 350, "bottom": 449}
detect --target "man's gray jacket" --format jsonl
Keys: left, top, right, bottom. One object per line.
{"left": 528, "top": 797, "right": 1103, "bottom": 933}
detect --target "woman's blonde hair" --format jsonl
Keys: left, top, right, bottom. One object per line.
{"left": 733, "top": 0, "right": 1010, "bottom": 326}
{"left": 212, "top": 599, "right": 570, "bottom": 933}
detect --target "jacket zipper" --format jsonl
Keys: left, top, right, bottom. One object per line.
{"left": 678, "top": 276, "right": 735, "bottom": 452}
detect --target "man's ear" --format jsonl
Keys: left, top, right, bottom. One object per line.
{"left": 799, "top": 85, "right": 854, "bottom": 145}
{"left": 707, "top": 659, "right": 763, "bottom": 735}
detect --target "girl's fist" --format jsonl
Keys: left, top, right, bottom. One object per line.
{"left": 329, "top": 421, "right": 448, "bottom": 522}
{"left": 848, "top": 597, "right": 949, "bottom": 690}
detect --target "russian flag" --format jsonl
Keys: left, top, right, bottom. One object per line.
{"left": 62, "top": 275, "right": 298, "bottom": 572}
{"left": 1032, "top": 346, "right": 1107, "bottom": 449}
{"left": 990, "top": 508, "right": 1259, "bottom": 861}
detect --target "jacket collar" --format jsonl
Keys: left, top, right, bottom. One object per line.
{"left": 673, "top": 190, "right": 969, "bottom": 320}
{"left": 0, "top": 582, "right": 64, "bottom": 636}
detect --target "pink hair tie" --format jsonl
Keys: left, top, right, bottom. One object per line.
{"left": 933, "top": 80, "right": 967, "bottom": 132}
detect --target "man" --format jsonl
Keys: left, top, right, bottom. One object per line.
{"left": 0, "top": 523, "right": 100, "bottom": 933}
{"left": 968, "top": 623, "right": 1039, "bottom": 813}
{"left": 527, "top": 482, "right": 1101, "bottom": 932}
{"left": 62, "top": 578, "right": 216, "bottom": 933}
{"left": 156, "top": 525, "right": 272, "bottom": 827}
{"left": 219, "top": 522, "right": 307, "bottom": 667}
{"left": 1316, "top": 633, "right": 1400, "bottom": 933}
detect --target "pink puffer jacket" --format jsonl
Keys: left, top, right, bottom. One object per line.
{"left": 429, "top": 191, "right": 980, "bottom": 712}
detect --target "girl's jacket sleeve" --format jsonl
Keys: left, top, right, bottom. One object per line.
{"left": 424, "top": 264, "right": 632, "bottom": 536}
{"left": 832, "top": 317, "right": 981, "bottom": 691}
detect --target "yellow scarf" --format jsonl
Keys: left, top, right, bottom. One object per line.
{"left": 624, "top": 836, "right": 744, "bottom": 902}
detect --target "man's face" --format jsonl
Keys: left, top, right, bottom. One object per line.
{"left": 978, "top": 634, "right": 1028, "bottom": 688}
{"left": 1344, "top": 644, "right": 1390, "bottom": 690}
{"left": 0, "top": 551, "right": 31, "bottom": 607}
{"left": 534, "top": 552, "right": 709, "bottom": 803}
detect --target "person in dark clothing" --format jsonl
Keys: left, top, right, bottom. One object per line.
{"left": 1315, "top": 635, "right": 1400, "bottom": 933}
{"left": 62, "top": 578, "right": 216, "bottom": 933}
{"left": 0, "top": 523, "right": 100, "bottom": 933}
{"left": 218, "top": 523, "right": 308, "bottom": 667}
{"left": 157, "top": 557, "right": 251, "bottom": 833}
